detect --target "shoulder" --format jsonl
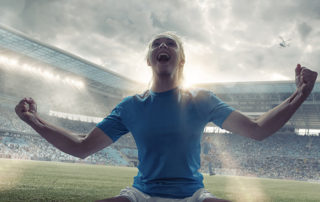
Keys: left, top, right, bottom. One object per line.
{"left": 182, "top": 87, "right": 217, "bottom": 101}
{"left": 117, "top": 95, "right": 135, "bottom": 109}
{"left": 119, "top": 90, "right": 151, "bottom": 107}
{"left": 183, "top": 88, "right": 227, "bottom": 111}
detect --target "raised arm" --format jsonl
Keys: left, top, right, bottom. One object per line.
{"left": 222, "top": 64, "right": 318, "bottom": 141}
{"left": 15, "top": 97, "right": 112, "bottom": 159}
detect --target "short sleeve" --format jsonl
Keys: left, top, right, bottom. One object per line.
{"left": 194, "top": 89, "right": 234, "bottom": 128}
{"left": 96, "top": 103, "right": 129, "bottom": 143}
{"left": 207, "top": 91, "right": 234, "bottom": 128}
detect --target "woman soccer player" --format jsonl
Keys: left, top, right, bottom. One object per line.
{"left": 15, "top": 32, "right": 317, "bottom": 202}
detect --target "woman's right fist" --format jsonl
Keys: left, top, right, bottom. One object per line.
{"left": 15, "top": 97, "right": 37, "bottom": 124}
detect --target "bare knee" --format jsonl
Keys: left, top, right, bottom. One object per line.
{"left": 95, "top": 196, "right": 131, "bottom": 202}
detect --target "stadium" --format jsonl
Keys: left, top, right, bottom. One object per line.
{"left": 0, "top": 24, "right": 320, "bottom": 202}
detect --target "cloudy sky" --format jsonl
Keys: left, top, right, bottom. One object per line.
{"left": 0, "top": 0, "right": 319, "bottom": 85}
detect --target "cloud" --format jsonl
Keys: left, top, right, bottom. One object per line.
{"left": 297, "top": 22, "right": 312, "bottom": 42}
{"left": 0, "top": 0, "right": 319, "bottom": 84}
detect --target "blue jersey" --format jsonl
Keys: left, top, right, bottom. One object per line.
{"left": 96, "top": 87, "right": 234, "bottom": 198}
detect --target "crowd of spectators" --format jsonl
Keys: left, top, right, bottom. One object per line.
{"left": 1, "top": 104, "right": 319, "bottom": 181}
{"left": 0, "top": 106, "right": 35, "bottom": 133}
{"left": 201, "top": 132, "right": 320, "bottom": 181}
{"left": 0, "top": 130, "right": 131, "bottom": 166}
{"left": 0, "top": 105, "right": 137, "bottom": 166}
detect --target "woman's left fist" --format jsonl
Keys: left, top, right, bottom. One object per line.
{"left": 295, "top": 64, "right": 318, "bottom": 97}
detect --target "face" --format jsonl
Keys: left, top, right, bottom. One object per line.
{"left": 147, "top": 35, "right": 182, "bottom": 78}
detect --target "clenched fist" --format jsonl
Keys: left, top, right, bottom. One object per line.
{"left": 295, "top": 64, "right": 318, "bottom": 97}
{"left": 15, "top": 97, "right": 37, "bottom": 124}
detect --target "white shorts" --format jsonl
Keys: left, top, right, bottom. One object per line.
{"left": 117, "top": 186, "right": 217, "bottom": 202}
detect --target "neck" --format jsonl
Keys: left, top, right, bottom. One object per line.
{"left": 151, "top": 75, "right": 180, "bottom": 93}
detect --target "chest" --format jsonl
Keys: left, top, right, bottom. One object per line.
{"left": 128, "top": 99, "right": 204, "bottom": 140}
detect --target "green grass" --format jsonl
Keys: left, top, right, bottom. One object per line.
{"left": 0, "top": 159, "right": 319, "bottom": 202}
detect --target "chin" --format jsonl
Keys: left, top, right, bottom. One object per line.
{"left": 153, "top": 63, "right": 177, "bottom": 76}
{"left": 156, "top": 69, "right": 175, "bottom": 78}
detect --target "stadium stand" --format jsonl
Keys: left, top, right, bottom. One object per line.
{"left": 200, "top": 132, "right": 320, "bottom": 181}
{"left": 0, "top": 24, "right": 319, "bottom": 183}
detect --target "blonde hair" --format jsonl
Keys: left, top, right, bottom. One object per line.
{"left": 146, "top": 32, "right": 185, "bottom": 88}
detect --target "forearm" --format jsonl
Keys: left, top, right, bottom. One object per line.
{"left": 223, "top": 66, "right": 317, "bottom": 141}
{"left": 255, "top": 89, "right": 307, "bottom": 139}
{"left": 26, "top": 114, "right": 85, "bottom": 158}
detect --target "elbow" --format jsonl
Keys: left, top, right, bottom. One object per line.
{"left": 77, "top": 154, "right": 88, "bottom": 159}
{"left": 74, "top": 150, "right": 91, "bottom": 159}
{"left": 247, "top": 131, "right": 264, "bottom": 141}
{"left": 248, "top": 122, "right": 268, "bottom": 141}
{"left": 75, "top": 150, "right": 88, "bottom": 159}
{"left": 76, "top": 147, "right": 92, "bottom": 159}
{"left": 74, "top": 137, "right": 91, "bottom": 159}
{"left": 69, "top": 150, "right": 88, "bottom": 159}
{"left": 70, "top": 144, "right": 90, "bottom": 159}
{"left": 252, "top": 134, "right": 265, "bottom": 141}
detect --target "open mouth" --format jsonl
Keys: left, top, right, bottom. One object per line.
{"left": 157, "top": 53, "right": 171, "bottom": 63}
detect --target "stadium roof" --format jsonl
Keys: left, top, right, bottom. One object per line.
{"left": 0, "top": 24, "right": 143, "bottom": 92}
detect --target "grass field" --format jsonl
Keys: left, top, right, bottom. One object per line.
{"left": 0, "top": 159, "right": 319, "bottom": 202}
